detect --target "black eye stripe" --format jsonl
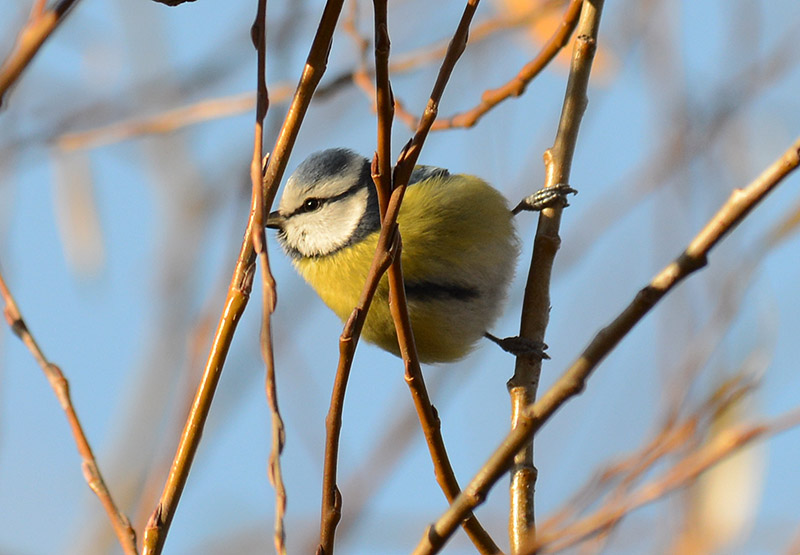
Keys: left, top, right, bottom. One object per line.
{"left": 286, "top": 181, "right": 366, "bottom": 219}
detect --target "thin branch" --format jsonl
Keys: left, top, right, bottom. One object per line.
{"left": 526, "top": 407, "right": 800, "bottom": 554}
{"left": 539, "top": 371, "right": 759, "bottom": 538}
{"left": 248, "top": 2, "right": 287, "bottom": 554}
{"left": 0, "top": 0, "right": 80, "bottom": 108}
{"left": 316, "top": 5, "right": 396, "bottom": 549}
{"left": 389, "top": 1, "right": 503, "bottom": 552}
{"left": 52, "top": 2, "right": 577, "bottom": 152}
{"left": 508, "top": 0, "right": 604, "bottom": 550}
{"left": 0, "top": 269, "right": 137, "bottom": 555}
{"left": 432, "top": 0, "right": 584, "bottom": 131}
{"left": 55, "top": 91, "right": 268, "bottom": 152}
{"left": 372, "top": 0, "right": 393, "bottom": 214}
{"left": 318, "top": 216, "right": 398, "bottom": 555}
{"left": 141, "top": 2, "right": 347, "bottom": 553}
{"left": 318, "top": 1, "right": 503, "bottom": 553}
{"left": 411, "top": 133, "right": 800, "bottom": 554}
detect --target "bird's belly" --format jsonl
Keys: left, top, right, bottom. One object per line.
{"left": 295, "top": 237, "right": 514, "bottom": 363}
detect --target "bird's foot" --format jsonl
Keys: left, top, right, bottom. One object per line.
{"left": 485, "top": 332, "right": 550, "bottom": 360}
{"left": 512, "top": 183, "right": 577, "bottom": 214}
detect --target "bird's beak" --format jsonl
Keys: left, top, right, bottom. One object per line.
{"left": 266, "top": 210, "right": 284, "bottom": 230}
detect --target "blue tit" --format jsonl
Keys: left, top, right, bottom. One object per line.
{"left": 266, "top": 148, "right": 519, "bottom": 363}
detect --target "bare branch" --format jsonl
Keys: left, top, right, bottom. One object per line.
{"left": 0, "top": 0, "right": 80, "bottom": 108}
{"left": 508, "top": 0, "right": 605, "bottom": 550}
{"left": 432, "top": 0, "right": 584, "bottom": 130}
{"left": 0, "top": 269, "right": 137, "bottom": 555}
{"left": 141, "top": 1, "right": 347, "bottom": 553}
{"left": 411, "top": 131, "right": 800, "bottom": 554}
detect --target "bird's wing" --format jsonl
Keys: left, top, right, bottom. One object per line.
{"left": 409, "top": 165, "right": 450, "bottom": 185}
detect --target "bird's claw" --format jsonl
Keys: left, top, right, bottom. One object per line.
{"left": 513, "top": 183, "right": 577, "bottom": 214}
{"left": 485, "top": 332, "right": 550, "bottom": 360}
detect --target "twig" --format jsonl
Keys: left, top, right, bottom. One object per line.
{"left": 525, "top": 406, "right": 800, "bottom": 554}
{"left": 431, "top": 0, "right": 583, "bottom": 131}
{"left": 508, "top": 0, "right": 604, "bottom": 550}
{"left": 141, "top": 2, "right": 347, "bottom": 554}
{"left": 556, "top": 19, "right": 800, "bottom": 275}
{"left": 0, "top": 269, "right": 137, "bottom": 555}
{"left": 0, "top": 0, "right": 80, "bottom": 108}
{"left": 540, "top": 372, "right": 758, "bottom": 539}
{"left": 389, "top": 1, "right": 503, "bottom": 553}
{"left": 53, "top": 3, "right": 578, "bottom": 152}
{"left": 55, "top": 91, "right": 268, "bottom": 152}
{"left": 317, "top": 216, "right": 398, "bottom": 555}
{"left": 411, "top": 131, "right": 800, "bottom": 554}
{"left": 317, "top": 2, "right": 503, "bottom": 553}
{"left": 54, "top": 3, "right": 578, "bottom": 152}
{"left": 248, "top": 2, "right": 287, "bottom": 554}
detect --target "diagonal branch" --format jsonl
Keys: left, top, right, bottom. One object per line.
{"left": 411, "top": 131, "right": 800, "bottom": 554}
{"left": 526, "top": 406, "right": 800, "bottom": 554}
{"left": 0, "top": 0, "right": 80, "bottom": 108}
{"left": 141, "top": 2, "right": 347, "bottom": 553}
{"left": 386, "top": 1, "right": 503, "bottom": 554}
{"left": 0, "top": 269, "right": 137, "bottom": 555}
{"left": 432, "top": 0, "right": 584, "bottom": 130}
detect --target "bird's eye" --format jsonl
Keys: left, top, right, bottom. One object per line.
{"left": 303, "top": 198, "right": 321, "bottom": 212}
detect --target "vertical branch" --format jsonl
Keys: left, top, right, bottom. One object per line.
{"left": 0, "top": 0, "right": 80, "bottom": 107}
{"left": 319, "top": 2, "right": 503, "bottom": 553}
{"left": 249, "top": 1, "right": 287, "bottom": 554}
{"left": 507, "top": 0, "right": 603, "bottom": 550}
{"left": 387, "top": 1, "right": 502, "bottom": 553}
{"left": 142, "top": 2, "right": 346, "bottom": 554}
{"left": 0, "top": 270, "right": 137, "bottom": 555}
{"left": 372, "top": 0, "right": 393, "bottom": 214}
{"left": 318, "top": 218, "right": 398, "bottom": 555}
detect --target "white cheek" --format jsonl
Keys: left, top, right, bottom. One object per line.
{"left": 284, "top": 191, "right": 368, "bottom": 257}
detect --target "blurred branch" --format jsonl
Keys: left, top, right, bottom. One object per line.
{"left": 540, "top": 371, "right": 760, "bottom": 537}
{"left": 55, "top": 91, "right": 271, "bottom": 152}
{"left": 412, "top": 133, "right": 800, "bottom": 554}
{"left": 558, "top": 19, "right": 800, "bottom": 274}
{"left": 0, "top": 269, "right": 137, "bottom": 555}
{"left": 526, "top": 406, "right": 800, "bottom": 554}
{"left": 51, "top": 2, "right": 579, "bottom": 151}
{"left": 0, "top": 0, "right": 80, "bottom": 108}
{"left": 141, "top": 1, "right": 347, "bottom": 553}
{"left": 508, "top": 0, "right": 604, "bottom": 551}
{"left": 432, "top": 0, "right": 583, "bottom": 131}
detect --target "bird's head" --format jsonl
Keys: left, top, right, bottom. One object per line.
{"left": 267, "top": 149, "right": 381, "bottom": 258}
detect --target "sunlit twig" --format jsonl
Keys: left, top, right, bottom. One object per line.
{"left": 140, "top": 1, "right": 347, "bottom": 553}
{"left": 0, "top": 269, "right": 137, "bottom": 555}
{"left": 411, "top": 129, "right": 800, "bottom": 554}
{"left": 0, "top": 0, "right": 80, "bottom": 108}
{"left": 508, "top": 0, "right": 604, "bottom": 550}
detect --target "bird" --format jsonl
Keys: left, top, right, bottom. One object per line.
{"left": 266, "top": 148, "right": 570, "bottom": 363}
